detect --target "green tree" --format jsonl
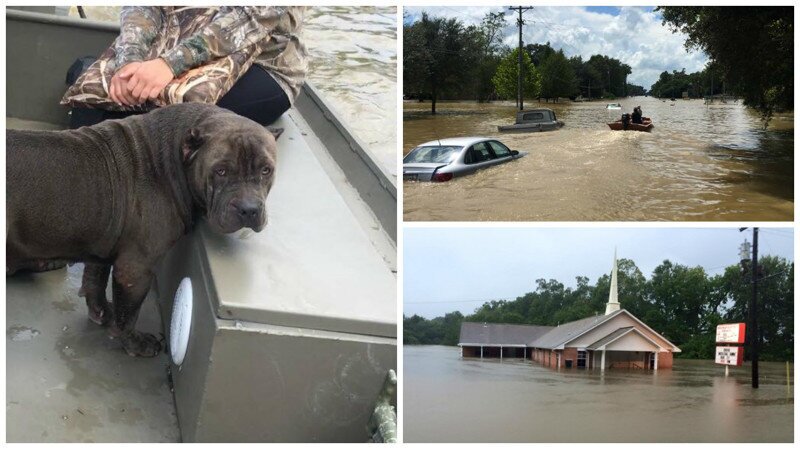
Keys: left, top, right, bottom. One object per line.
{"left": 403, "top": 13, "right": 480, "bottom": 114}
{"left": 525, "top": 42, "right": 556, "bottom": 67}
{"left": 723, "top": 256, "right": 794, "bottom": 361}
{"left": 647, "top": 261, "right": 715, "bottom": 358}
{"left": 472, "top": 12, "right": 508, "bottom": 102}
{"left": 658, "top": 6, "right": 793, "bottom": 125}
{"left": 441, "top": 311, "right": 465, "bottom": 345}
{"left": 492, "top": 48, "right": 541, "bottom": 101}
{"left": 539, "top": 49, "right": 578, "bottom": 101}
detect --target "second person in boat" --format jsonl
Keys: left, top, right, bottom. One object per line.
{"left": 632, "top": 105, "right": 643, "bottom": 124}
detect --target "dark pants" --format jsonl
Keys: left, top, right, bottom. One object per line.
{"left": 69, "top": 64, "right": 290, "bottom": 129}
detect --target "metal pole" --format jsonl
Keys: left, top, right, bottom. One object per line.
{"left": 751, "top": 227, "right": 759, "bottom": 388}
{"left": 517, "top": 7, "right": 523, "bottom": 110}
{"left": 509, "top": 6, "right": 532, "bottom": 110}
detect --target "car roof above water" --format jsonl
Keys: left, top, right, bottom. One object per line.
{"left": 416, "top": 136, "right": 493, "bottom": 148}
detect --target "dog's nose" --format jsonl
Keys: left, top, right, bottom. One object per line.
{"left": 232, "top": 199, "right": 262, "bottom": 227}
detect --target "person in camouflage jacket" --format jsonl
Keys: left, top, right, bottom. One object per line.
{"left": 64, "top": 6, "right": 308, "bottom": 127}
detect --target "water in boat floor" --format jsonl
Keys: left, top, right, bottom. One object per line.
{"left": 6, "top": 264, "right": 179, "bottom": 443}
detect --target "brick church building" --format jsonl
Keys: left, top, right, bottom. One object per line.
{"left": 458, "top": 252, "right": 680, "bottom": 371}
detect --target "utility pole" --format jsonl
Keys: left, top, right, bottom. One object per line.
{"left": 751, "top": 227, "right": 759, "bottom": 388}
{"left": 509, "top": 6, "right": 533, "bottom": 110}
{"left": 740, "top": 227, "right": 760, "bottom": 388}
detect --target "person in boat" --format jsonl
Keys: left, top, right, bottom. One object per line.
{"left": 62, "top": 6, "right": 308, "bottom": 129}
{"left": 631, "top": 106, "right": 643, "bottom": 124}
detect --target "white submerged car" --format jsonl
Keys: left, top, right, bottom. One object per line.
{"left": 403, "top": 137, "right": 527, "bottom": 182}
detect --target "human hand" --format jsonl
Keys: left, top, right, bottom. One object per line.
{"left": 124, "top": 58, "right": 175, "bottom": 104}
{"left": 109, "top": 62, "right": 142, "bottom": 106}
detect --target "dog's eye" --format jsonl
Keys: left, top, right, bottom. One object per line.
{"left": 261, "top": 167, "right": 272, "bottom": 176}
{"left": 215, "top": 168, "right": 226, "bottom": 176}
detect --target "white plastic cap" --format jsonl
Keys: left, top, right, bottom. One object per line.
{"left": 170, "top": 277, "right": 194, "bottom": 366}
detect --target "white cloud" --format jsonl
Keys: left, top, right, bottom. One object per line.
{"left": 404, "top": 6, "right": 708, "bottom": 88}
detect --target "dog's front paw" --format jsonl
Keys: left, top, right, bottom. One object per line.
{"left": 87, "top": 303, "right": 113, "bottom": 326}
{"left": 120, "top": 330, "right": 162, "bottom": 357}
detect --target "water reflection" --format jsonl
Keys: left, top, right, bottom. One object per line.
{"left": 404, "top": 97, "right": 793, "bottom": 221}
{"left": 404, "top": 345, "right": 793, "bottom": 443}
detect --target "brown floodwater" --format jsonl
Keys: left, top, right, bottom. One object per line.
{"left": 403, "top": 97, "right": 793, "bottom": 221}
{"left": 404, "top": 345, "right": 794, "bottom": 443}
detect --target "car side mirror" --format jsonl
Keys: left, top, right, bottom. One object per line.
{"left": 511, "top": 150, "right": 519, "bottom": 156}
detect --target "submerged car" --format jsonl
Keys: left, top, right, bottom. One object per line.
{"left": 403, "top": 137, "right": 526, "bottom": 182}
{"left": 497, "top": 108, "right": 564, "bottom": 133}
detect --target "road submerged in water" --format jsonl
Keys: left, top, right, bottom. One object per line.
{"left": 404, "top": 345, "right": 793, "bottom": 443}
{"left": 403, "top": 97, "right": 793, "bottom": 221}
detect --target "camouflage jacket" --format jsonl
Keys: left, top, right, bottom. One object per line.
{"left": 116, "top": 6, "right": 308, "bottom": 103}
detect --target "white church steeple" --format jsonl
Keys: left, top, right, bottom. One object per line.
{"left": 605, "top": 248, "right": 621, "bottom": 315}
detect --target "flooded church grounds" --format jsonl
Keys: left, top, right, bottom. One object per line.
{"left": 404, "top": 345, "right": 793, "bottom": 443}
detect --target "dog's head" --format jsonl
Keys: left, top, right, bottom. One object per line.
{"left": 182, "top": 113, "right": 282, "bottom": 234}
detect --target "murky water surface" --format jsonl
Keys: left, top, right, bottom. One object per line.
{"left": 305, "top": 7, "right": 397, "bottom": 174}
{"left": 404, "top": 98, "right": 793, "bottom": 221}
{"left": 71, "top": 6, "right": 397, "bottom": 175}
{"left": 404, "top": 345, "right": 793, "bottom": 443}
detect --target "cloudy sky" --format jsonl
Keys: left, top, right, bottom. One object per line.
{"left": 404, "top": 227, "right": 794, "bottom": 318}
{"left": 403, "top": 6, "right": 709, "bottom": 89}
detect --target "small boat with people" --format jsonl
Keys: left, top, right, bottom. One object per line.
{"left": 608, "top": 106, "right": 653, "bottom": 132}
{"left": 608, "top": 110, "right": 653, "bottom": 132}
{"left": 607, "top": 117, "right": 653, "bottom": 131}
{"left": 497, "top": 108, "right": 564, "bottom": 133}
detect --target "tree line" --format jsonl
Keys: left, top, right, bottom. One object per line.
{"left": 403, "top": 11, "right": 644, "bottom": 114}
{"left": 657, "top": 6, "right": 793, "bottom": 124}
{"left": 649, "top": 64, "right": 726, "bottom": 99}
{"left": 404, "top": 256, "right": 794, "bottom": 362}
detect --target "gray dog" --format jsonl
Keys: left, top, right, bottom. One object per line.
{"left": 7, "top": 103, "right": 281, "bottom": 357}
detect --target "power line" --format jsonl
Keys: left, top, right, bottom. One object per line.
{"left": 405, "top": 297, "right": 518, "bottom": 305}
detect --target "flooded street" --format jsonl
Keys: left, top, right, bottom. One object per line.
{"left": 404, "top": 346, "right": 793, "bottom": 443}
{"left": 403, "top": 97, "right": 793, "bottom": 221}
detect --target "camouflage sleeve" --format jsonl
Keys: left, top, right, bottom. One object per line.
{"left": 115, "top": 7, "right": 165, "bottom": 69}
{"left": 160, "top": 7, "right": 278, "bottom": 76}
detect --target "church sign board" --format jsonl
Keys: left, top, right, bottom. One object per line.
{"left": 715, "top": 323, "right": 746, "bottom": 344}
{"left": 715, "top": 346, "right": 744, "bottom": 366}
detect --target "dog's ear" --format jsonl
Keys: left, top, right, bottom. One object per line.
{"left": 268, "top": 127, "right": 284, "bottom": 141}
{"left": 182, "top": 128, "right": 204, "bottom": 164}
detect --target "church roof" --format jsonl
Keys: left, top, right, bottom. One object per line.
{"left": 458, "top": 322, "right": 553, "bottom": 346}
{"left": 529, "top": 309, "right": 681, "bottom": 352}
{"left": 528, "top": 309, "right": 624, "bottom": 349}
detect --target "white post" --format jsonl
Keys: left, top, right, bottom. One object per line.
{"left": 480, "top": 346, "right": 483, "bottom": 359}
{"left": 654, "top": 351, "right": 658, "bottom": 371}
{"left": 601, "top": 349, "right": 606, "bottom": 372}
{"left": 460, "top": 346, "right": 463, "bottom": 358}
{"left": 725, "top": 364, "right": 729, "bottom": 377}
{"left": 500, "top": 345, "right": 503, "bottom": 361}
